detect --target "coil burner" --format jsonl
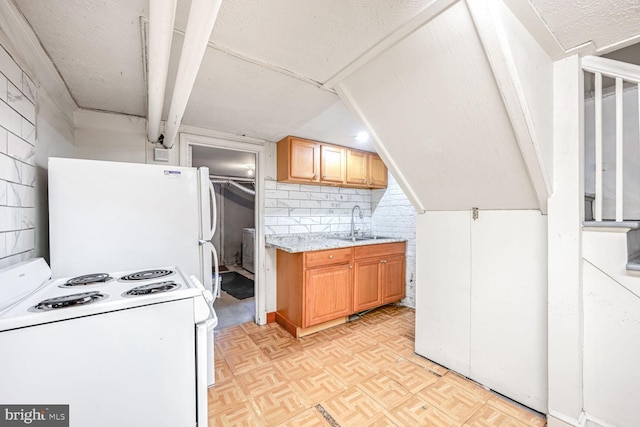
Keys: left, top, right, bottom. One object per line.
{"left": 119, "top": 269, "right": 174, "bottom": 281}
{"left": 124, "top": 281, "right": 180, "bottom": 296}
{"left": 60, "top": 273, "right": 112, "bottom": 287}
{"left": 34, "top": 291, "right": 105, "bottom": 311}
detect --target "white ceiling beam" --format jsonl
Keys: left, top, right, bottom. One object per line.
{"left": 163, "top": 0, "right": 222, "bottom": 149}
{"left": 147, "top": 0, "right": 177, "bottom": 144}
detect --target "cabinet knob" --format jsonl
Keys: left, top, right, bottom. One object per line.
{"left": 329, "top": 255, "right": 333, "bottom": 259}
{"left": 349, "top": 265, "right": 353, "bottom": 269}
{"left": 313, "top": 174, "right": 318, "bottom": 179}
{"left": 322, "top": 175, "right": 327, "bottom": 179}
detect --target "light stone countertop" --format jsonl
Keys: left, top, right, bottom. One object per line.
{"left": 265, "top": 232, "right": 407, "bottom": 253}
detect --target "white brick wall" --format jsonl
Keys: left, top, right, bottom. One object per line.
{"left": 264, "top": 180, "right": 372, "bottom": 235}
{"left": 0, "top": 44, "right": 36, "bottom": 269}
{"left": 371, "top": 174, "right": 417, "bottom": 308}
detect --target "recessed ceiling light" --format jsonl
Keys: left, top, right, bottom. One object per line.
{"left": 355, "top": 131, "right": 370, "bottom": 143}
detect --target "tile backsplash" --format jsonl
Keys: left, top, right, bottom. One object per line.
{"left": 0, "top": 45, "right": 36, "bottom": 269}
{"left": 264, "top": 181, "right": 372, "bottom": 235}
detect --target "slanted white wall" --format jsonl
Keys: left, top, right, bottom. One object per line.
{"left": 337, "top": 0, "right": 539, "bottom": 213}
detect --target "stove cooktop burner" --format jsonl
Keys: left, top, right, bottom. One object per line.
{"left": 34, "top": 291, "right": 106, "bottom": 311}
{"left": 60, "top": 273, "right": 112, "bottom": 287}
{"left": 124, "top": 281, "right": 179, "bottom": 296}
{"left": 119, "top": 269, "right": 174, "bottom": 281}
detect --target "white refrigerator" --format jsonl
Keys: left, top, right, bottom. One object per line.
{"left": 48, "top": 158, "right": 219, "bottom": 294}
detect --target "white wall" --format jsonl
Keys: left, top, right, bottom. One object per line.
{"left": 582, "top": 261, "right": 640, "bottom": 426}
{"left": 371, "top": 173, "right": 417, "bottom": 308}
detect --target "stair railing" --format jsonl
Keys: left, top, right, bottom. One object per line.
{"left": 582, "top": 56, "right": 640, "bottom": 222}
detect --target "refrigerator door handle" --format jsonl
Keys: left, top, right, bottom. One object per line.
{"left": 207, "top": 179, "right": 216, "bottom": 240}
{"left": 200, "top": 241, "right": 219, "bottom": 297}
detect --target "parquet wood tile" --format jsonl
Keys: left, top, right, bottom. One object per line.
{"left": 236, "top": 364, "right": 289, "bottom": 396}
{"left": 320, "top": 387, "right": 386, "bottom": 427}
{"left": 406, "top": 352, "right": 449, "bottom": 376}
{"left": 379, "top": 335, "right": 416, "bottom": 357}
{"left": 214, "top": 324, "right": 247, "bottom": 341}
{"left": 207, "top": 378, "right": 248, "bottom": 415}
{"left": 416, "top": 378, "right": 488, "bottom": 423}
{"left": 292, "top": 368, "right": 348, "bottom": 404}
{"left": 214, "top": 358, "right": 235, "bottom": 383}
{"left": 273, "top": 351, "right": 323, "bottom": 380}
{"left": 443, "top": 372, "right": 492, "bottom": 400}
{"left": 388, "top": 395, "right": 460, "bottom": 427}
{"left": 225, "top": 348, "right": 271, "bottom": 375}
{"left": 304, "top": 341, "right": 352, "bottom": 365}
{"left": 208, "top": 306, "right": 547, "bottom": 427}
{"left": 462, "top": 404, "right": 529, "bottom": 427}
{"left": 248, "top": 383, "right": 310, "bottom": 425}
{"left": 354, "top": 345, "right": 403, "bottom": 371}
{"left": 357, "top": 373, "right": 412, "bottom": 411}
{"left": 332, "top": 333, "right": 376, "bottom": 354}
{"left": 216, "top": 334, "right": 261, "bottom": 356}
{"left": 208, "top": 401, "right": 265, "bottom": 427}
{"left": 316, "top": 325, "right": 353, "bottom": 341}
{"left": 278, "top": 408, "right": 331, "bottom": 427}
{"left": 383, "top": 358, "right": 440, "bottom": 393}
{"left": 324, "top": 356, "right": 378, "bottom": 387}
{"left": 485, "top": 397, "right": 546, "bottom": 427}
{"left": 355, "top": 323, "right": 397, "bottom": 342}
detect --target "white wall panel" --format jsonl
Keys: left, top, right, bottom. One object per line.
{"left": 415, "top": 211, "right": 471, "bottom": 376}
{"left": 469, "top": 210, "right": 548, "bottom": 413}
{"left": 583, "top": 261, "right": 640, "bottom": 427}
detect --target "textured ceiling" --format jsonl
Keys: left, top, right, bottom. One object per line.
{"left": 12, "top": 0, "right": 640, "bottom": 152}
{"left": 13, "top": 0, "right": 431, "bottom": 149}
{"left": 530, "top": 0, "right": 640, "bottom": 51}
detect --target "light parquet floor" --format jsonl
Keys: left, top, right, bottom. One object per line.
{"left": 208, "top": 305, "right": 546, "bottom": 427}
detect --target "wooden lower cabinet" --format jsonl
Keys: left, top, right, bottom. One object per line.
{"left": 276, "top": 242, "right": 405, "bottom": 337}
{"left": 353, "top": 244, "right": 406, "bottom": 313}
{"left": 305, "top": 264, "right": 352, "bottom": 327}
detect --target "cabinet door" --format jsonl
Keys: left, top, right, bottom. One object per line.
{"left": 368, "top": 154, "right": 388, "bottom": 188}
{"left": 320, "top": 145, "right": 345, "bottom": 184}
{"left": 290, "top": 138, "right": 320, "bottom": 181}
{"left": 353, "top": 259, "right": 382, "bottom": 312}
{"left": 381, "top": 255, "right": 405, "bottom": 304}
{"left": 346, "top": 150, "right": 368, "bottom": 186}
{"left": 305, "top": 264, "right": 352, "bottom": 327}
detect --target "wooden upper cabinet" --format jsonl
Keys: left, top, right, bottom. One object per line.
{"left": 277, "top": 136, "right": 320, "bottom": 182}
{"left": 346, "top": 150, "right": 368, "bottom": 186}
{"left": 320, "top": 145, "right": 345, "bottom": 184}
{"left": 277, "top": 135, "right": 387, "bottom": 188}
{"left": 368, "top": 154, "right": 388, "bottom": 188}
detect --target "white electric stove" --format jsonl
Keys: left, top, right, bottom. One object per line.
{"left": 0, "top": 258, "right": 217, "bottom": 427}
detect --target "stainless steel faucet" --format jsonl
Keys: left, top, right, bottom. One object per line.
{"left": 350, "top": 205, "right": 363, "bottom": 238}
